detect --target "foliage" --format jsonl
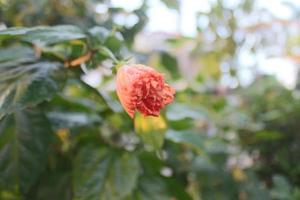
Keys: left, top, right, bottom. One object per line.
{"left": 0, "top": 0, "right": 300, "bottom": 199}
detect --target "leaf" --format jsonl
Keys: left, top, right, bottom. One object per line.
{"left": 0, "top": 25, "right": 86, "bottom": 45}
{"left": 104, "top": 32, "right": 123, "bottom": 52}
{"left": 161, "top": 0, "right": 179, "bottom": 10}
{"left": 0, "top": 109, "right": 54, "bottom": 194}
{"left": 199, "top": 53, "right": 221, "bottom": 79}
{"left": 0, "top": 49, "right": 66, "bottom": 119}
{"left": 0, "top": 27, "right": 32, "bottom": 38}
{"left": 28, "top": 172, "right": 72, "bottom": 200}
{"left": 166, "top": 103, "right": 207, "bottom": 121}
{"left": 254, "top": 131, "right": 283, "bottom": 141}
{"left": 270, "top": 175, "right": 292, "bottom": 200}
{"left": 130, "top": 175, "right": 192, "bottom": 200}
{"left": 26, "top": 153, "right": 72, "bottom": 200}
{"left": 47, "top": 111, "right": 102, "bottom": 130}
{"left": 73, "top": 146, "right": 140, "bottom": 200}
{"left": 0, "top": 45, "right": 35, "bottom": 63}
{"left": 160, "top": 51, "right": 180, "bottom": 79}
{"left": 21, "top": 25, "right": 86, "bottom": 45}
{"left": 166, "top": 130, "right": 205, "bottom": 150}
{"left": 134, "top": 114, "right": 167, "bottom": 151}
{"left": 136, "top": 177, "right": 171, "bottom": 200}
{"left": 88, "top": 26, "right": 110, "bottom": 48}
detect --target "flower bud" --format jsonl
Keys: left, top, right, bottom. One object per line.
{"left": 116, "top": 64, "right": 175, "bottom": 118}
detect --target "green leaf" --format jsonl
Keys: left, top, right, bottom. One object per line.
{"left": 270, "top": 175, "right": 292, "bottom": 200}
{"left": 0, "top": 189, "right": 21, "bottom": 200}
{"left": 254, "top": 131, "right": 283, "bottom": 141}
{"left": 134, "top": 114, "right": 167, "bottom": 151}
{"left": 132, "top": 175, "right": 192, "bottom": 200}
{"left": 47, "top": 111, "right": 102, "bottom": 130}
{"left": 0, "top": 50, "right": 66, "bottom": 119}
{"left": 26, "top": 153, "right": 72, "bottom": 200}
{"left": 161, "top": 0, "right": 179, "bottom": 10}
{"left": 166, "top": 103, "right": 207, "bottom": 121}
{"left": 0, "top": 25, "right": 86, "bottom": 45}
{"left": 28, "top": 172, "right": 72, "bottom": 200}
{"left": 166, "top": 130, "right": 205, "bottom": 150}
{"left": 88, "top": 26, "right": 110, "bottom": 48}
{"left": 0, "top": 109, "right": 54, "bottom": 194}
{"left": 21, "top": 25, "right": 86, "bottom": 45}
{"left": 160, "top": 51, "right": 180, "bottom": 79}
{"left": 0, "top": 45, "right": 35, "bottom": 63}
{"left": 73, "top": 146, "right": 140, "bottom": 200}
{"left": 104, "top": 32, "right": 123, "bottom": 52}
{"left": 136, "top": 177, "right": 171, "bottom": 200}
{"left": 0, "top": 27, "right": 32, "bottom": 38}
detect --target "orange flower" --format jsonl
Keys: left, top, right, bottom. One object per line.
{"left": 116, "top": 64, "right": 175, "bottom": 118}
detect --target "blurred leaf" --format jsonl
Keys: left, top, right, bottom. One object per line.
{"left": 0, "top": 27, "right": 32, "bottom": 38}
{"left": 0, "top": 189, "right": 21, "bottom": 200}
{"left": 130, "top": 168, "right": 192, "bottom": 200}
{"left": 47, "top": 111, "right": 102, "bottom": 130}
{"left": 22, "top": 25, "right": 86, "bottom": 46}
{"left": 0, "top": 25, "right": 86, "bottom": 45}
{"left": 270, "top": 175, "right": 292, "bottom": 200}
{"left": 0, "top": 109, "right": 53, "bottom": 194}
{"left": 134, "top": 114, "right": 167, "bottom": 151}
{"left": 161, "top": 0, "right": 179, "bottom": 10}
{"left": 192, "top": 156, "right": 217, "bottom": 172}
{"left": 160, "top": 51, "right": 180, "bottom": 79}
{"left": 166, "top": 130, "right": 205, "bottom": 151}
{"left": 164, "top": 177, "right": 193, "bottom": 200}
{"left": 136, "top": 177, "right": 171, "bottom": 200}
{"left": 239, "top": 172, "right": 271, "bottom": 200}
{"left": 199, "top": 53, "right": 221, "bottom": 79}
{"left": 254, "top": 131, "right": 283, "bottom": 141}
{"left": 0, "top": 49, "right": 66, "bottom": 118}
{"left": 122, "top": 8, "right": 148, "bottom": 46}
{"left": 0, "top": 45, "right": 35, "bottom": 63}
{"left": 88, "top": 26, "right": 110, "bottom": 48}
{"left": 98, "top": 90, "right": 123, "bottom": 113}
{"left": 28, "top": 169, "right": 72, "bottom": 200}
{"left": 168, "top": 118, "right": 194, "bottom": 130}
{"left": 242, "top": 0, "right": 254, "bottom": 12}
{"left": 73, "top": 146, "right": 140, "bottom": 200}
{"left": 167, "top": 103, "right": 207, "bottom": 121}
{"left": 104, "top": 32, "right": 123, "bottom": 52}
{"left": 291, "top": 188, "right": 300, "bottom": 200}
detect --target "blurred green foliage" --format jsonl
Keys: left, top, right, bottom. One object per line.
{"left": 0, "top": 0, "right": 300, "bottom": 199}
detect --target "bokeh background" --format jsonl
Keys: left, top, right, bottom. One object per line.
{"left": 1, "top": 0, "right": 300, "bottom": 199}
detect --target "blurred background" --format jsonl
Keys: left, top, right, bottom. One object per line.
{"left": 1, "top": 0, "right": 300, "bottom": 199}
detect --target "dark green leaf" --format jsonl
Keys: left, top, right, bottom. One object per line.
{"left": 29, "top": 172, "right": 72, "bottom": 200}
{"left": 160, "top": 51, "right": 180, "bottom": 79}
{"left": 0, "top": 54, "right": 66, "bottom": 119}
{"left": 73, "top": 146, "right": 140, "bottom": 200}
{"left": 26, "top": 152, "right": 72, "bottom": 200}
{"left": 0, "top": 109, "right": 54, "bottom": 194}
{"left": 136, "top": 177, "right": 171, "bottom": 200}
